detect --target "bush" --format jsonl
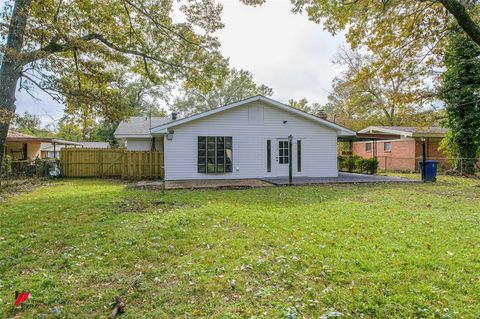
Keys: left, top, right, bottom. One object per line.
{"left": 338, "top": 156, "right": 378, "bottom": 174}
{"left": 4, "top": 155, "right": 13, "bottom": 175}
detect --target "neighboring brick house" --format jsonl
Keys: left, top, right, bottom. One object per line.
{"left": 352, "top": 126, "right": 449, "bottom": 171}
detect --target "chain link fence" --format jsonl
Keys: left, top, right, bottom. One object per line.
{"left": 340, "top": 155, "right": 480, "bottom": 175}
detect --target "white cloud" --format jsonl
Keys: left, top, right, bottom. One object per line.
{"left": 217, "top": 0, "right": 346, "bottom": 103}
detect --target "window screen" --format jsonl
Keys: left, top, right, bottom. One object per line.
{"left": 384, "top": 142, "right": 392, "bottom": 152}
{"left": 365, "top": 143, "right": 372, "bottom": 152}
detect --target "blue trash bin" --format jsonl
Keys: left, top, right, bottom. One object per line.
{"left": 419, "top": 160, "right": 438, "bottom": 182}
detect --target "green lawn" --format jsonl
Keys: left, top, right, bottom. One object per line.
{"left": 1, "top": 176, "right": 480, "bottom": 318}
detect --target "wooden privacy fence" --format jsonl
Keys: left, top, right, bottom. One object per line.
{"left": 60, "top": 148, "right": 164, "bottom": 179}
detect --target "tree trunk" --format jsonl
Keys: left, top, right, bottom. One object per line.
{"left": 439, "top": 0, "right": 480, "bottom": 47}
{"left": 0, "top": 0, "right": 31, "bottom": 172}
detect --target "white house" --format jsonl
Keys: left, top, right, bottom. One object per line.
{"left": 115, "top": 96, "right": 356, "bottom": 180}
{"left": 114, "top": 116, "right": 170, "bottom": 151}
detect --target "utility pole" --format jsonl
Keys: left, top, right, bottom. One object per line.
{"left": 421, "top": 137, "right": 426, "bottom": 182}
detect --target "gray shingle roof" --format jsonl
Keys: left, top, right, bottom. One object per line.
{"left": 359, "top": 126, "right": 448, "bottom": 136}
{"left": 114, "top": 117, "right": 171, "bottom": 137}
{"left": 378, "top": 126, "right": 448, "bottom": 134}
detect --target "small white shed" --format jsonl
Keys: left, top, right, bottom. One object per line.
{"left": 149, "top": 96, "right": 355, "bottom": 181}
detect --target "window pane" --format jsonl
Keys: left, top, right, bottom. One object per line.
{"left": 366, "top": 143, "right": 372, "bottom": 152}
{"left": 216, "top": 137, "right": 224, "bottom": 173}
{"left": 207, "top": 137, "right": 216, "bottom": 173}
{"left": 198, "top": 137, "right": 206, "bottom": 173}
{"left": 267, "top": 140, "right": 271, "bottom": 172}
{"left": 384, "top": 142, "right": 392, "bottom": 151}
{"left": 225, "top": 137, "right": 233, "bottom": 172}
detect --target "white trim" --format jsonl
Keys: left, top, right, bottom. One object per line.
{"left": 114, "top": 134, "right": 153, "bottom": 139}
{"left": 358, "top": 126, "right": 446, "bottom": 138}
{"left": 150, "top": 95, "right": 356, "bottom": 137}
{"left": 353, "top": 138, "right": 413, "bottom": 144}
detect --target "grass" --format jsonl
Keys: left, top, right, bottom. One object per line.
{"left": 1, "top": 176, "right": 480, "bottom": 318}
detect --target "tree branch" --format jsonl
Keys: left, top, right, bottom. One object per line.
{"left": 21, "top": 33, "right": 185, "bottom": 71}
{"left": 19, "top": 72, "right": 63, "bottom": 102}
{"left": 438, "top": 0, "right": 480, "bottom": 46}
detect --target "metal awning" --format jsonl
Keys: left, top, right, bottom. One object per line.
{"left": 338, "top": 132, "right": 403, "bottom": 142}
{"left": 6, "top": 136, "right": 83, "bottom": 146}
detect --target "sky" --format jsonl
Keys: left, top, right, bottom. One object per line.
{"left": 14, "top": 0, "right": 346, "bottom": 126}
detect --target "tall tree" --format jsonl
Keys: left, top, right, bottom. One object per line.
{"left": 438, "top": 31, "right": 480, "bottom": 174}
{"left": 10, "top": 111, "right": 41, "bottom": 135}
{"left": 120, "top": 79, "right": 169, "bottom": 117}
{"left": 244, "top": 1, "right": 480, "bottom": 53}
{"left": 172, "top": 68, "right": 273, "bottom": 116}
{"left": 288, "top": 98, "right": 322, "bottom": 114}
{"left": 0, "top": 0, "right": 228, "bottom": 169}
{"left": 326, "top": 48, "right": 434, "bottom": 129}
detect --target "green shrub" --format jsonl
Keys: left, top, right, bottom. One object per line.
{"left": 4, "top": 155, "right": 13, "bottom": 175}
{"left": 338, "top": 156, "right": 378, "bottom": 174}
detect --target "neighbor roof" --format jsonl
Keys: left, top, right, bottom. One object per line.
{"left": 358, "top": 126, "right": 448, "bottom": 137}
{"left": 7, "top": 130, "right": 34, "bottom": 138}
{"left": 114, "top": 116, "right": 171, "bottom": 138}
{"left": 81, "top": 141, "right": 110, "bottom": 148}
{"left": 7, "top": 130, "right": 82, "bottom": 145}
{"left": 41, "top": 141, "right": 110, "bottom": 151}
{"left": 150, "top": 96, "right": 356, "bottom": 137}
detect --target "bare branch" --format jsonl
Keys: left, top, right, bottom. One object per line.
{"left": 19, "top": 72, "right": 63, "bottom": 102}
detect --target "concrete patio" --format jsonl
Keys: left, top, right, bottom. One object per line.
{"left": 263, "top": 172, "right": 419, "bottom": 185}
{"left": 134, "top": 173, "right": 418, "bottom": 190}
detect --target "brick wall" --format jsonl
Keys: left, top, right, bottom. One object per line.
{"left": 352, "top": 139, "right": 417, "bottom": 171}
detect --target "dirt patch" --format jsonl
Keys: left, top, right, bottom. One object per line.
{"left": 165, "top": 179, "right": 274, "bottom": 190}
{"left": 0, "top": 178, "right": 48, "bottom": 200}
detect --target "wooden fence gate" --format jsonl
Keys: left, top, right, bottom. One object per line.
{"left": 60, "top": 148, "right": 164, "bottom": 179}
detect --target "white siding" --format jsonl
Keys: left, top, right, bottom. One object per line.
{"left": 163, "top": 101, "right": 339, "bottom": 180}
{"left": 125, "top": 138, "right": 152, "bottom": 151}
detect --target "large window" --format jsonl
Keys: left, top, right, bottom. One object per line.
{"left": 198, "top": 136, "right": 232, "bottom": 173}
{"left": 279, "top": 140, "right": 289, "bottom": 164}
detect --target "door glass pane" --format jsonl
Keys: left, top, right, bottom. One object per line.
{"left": 279, "top": 141, "right": 289, "bottom": 164}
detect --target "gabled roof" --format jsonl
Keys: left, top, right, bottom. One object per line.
{"left": 114, "top": 116, "right": 171, "bottom": 138}
{"left": 150, "top": 96, "right": 356, "bottom": 136}
{"left": 358, "top": 126, "right": 448, "bottom": 138}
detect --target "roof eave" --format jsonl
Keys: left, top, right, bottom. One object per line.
{"left": 114, "top": 134, "right": 153, "bottom": 139}
{"left": 151, "top": 95, "right": 356, "bottom": 136}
